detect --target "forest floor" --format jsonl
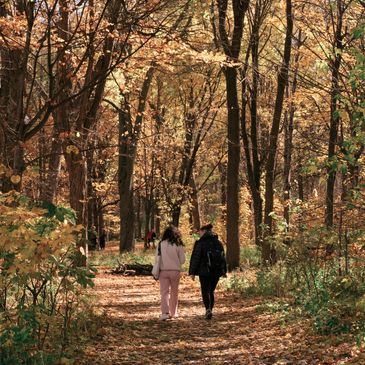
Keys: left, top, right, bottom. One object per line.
{"left": 77, "top": 246, "right": 365, "bottom": 365}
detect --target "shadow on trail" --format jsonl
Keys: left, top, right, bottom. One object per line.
{"left": 78, "top": 273, "right": 357, "bottom": 365}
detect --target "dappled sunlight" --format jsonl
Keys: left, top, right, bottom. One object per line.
{"left": 77, "top": 269, "right": 364, "bottom": 364}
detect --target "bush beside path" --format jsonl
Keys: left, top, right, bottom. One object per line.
{"left": 77, "top": 270, "right": 365, "bottom": 365}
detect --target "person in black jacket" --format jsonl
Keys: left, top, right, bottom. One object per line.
{"left": 189, "top": 223, "right": 227, "bottom": 320}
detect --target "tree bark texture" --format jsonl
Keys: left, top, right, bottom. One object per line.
{"left": 119, "top": 66, "right": 154, "bottom": 252}
{"left": 263, "top": 0, "right": 293, "bottom": 264}
{"left": 283, "top": 32, "right": 301, "bottom": 227}
{"left": 217, "top": 0, "right": 250, "bottom": 270}
{"left": 225, "top": 67, "right": 241, "bottom": 270}
{"left": 325, "top": 0, "right": 344, "bottom": 228}
{"left": 240, "top": 0, "right": 269, "bottom": 248}
{"left": 0, "top": 2, "right": 32, "bottom": 192}
{"left": 190, "top": 174, "right": 201, "bottom": 231}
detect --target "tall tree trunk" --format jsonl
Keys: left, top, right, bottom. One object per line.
{"left": 240, "top": 0, "right": 265, "bottom": 248}
{"left": 119, "top": 66, "right": 154, "bottom": 252}
{"left": 325, "top": 0, "right": 344, "bottom": 228}
{"left": 173, "top": 83, "right": 196, "bottom": 227}
{"left": 225, "top": 66, "right": 241, "bottom": 270}
{"left": 263, "top": 0, "right": 293, "bottom": 265}
{"left": 217, "top": 0, "right": 250, "bottom": 270}
{"left": 283, "top": 36, "right": 300, "bottom": 227}
{"left": 283, "top": 109, "right": 293, "bottom": 227}
{"left": 249, "top": 15, "right": 263, "bottom": 247}
{"left": 119, "top": 105, "right": 136, "bottom": 252}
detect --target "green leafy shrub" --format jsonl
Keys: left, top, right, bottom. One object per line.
{"left": 221, "top": 271, "right": 253, "bottom": 295}
{"left": 222, "top": 266, "right": 286, "bottom": 297}
{"left": 225, "top": 224, "right": 365, "bottom": 338}
{"left": 0, "top": 192, "right": 95, "bottom": 365}
{"left": 240, "top": 245, "right": 261, "bottom": 267}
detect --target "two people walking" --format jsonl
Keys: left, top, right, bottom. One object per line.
{"left": 153, "top": 223, "right": 227, "bottom": 321}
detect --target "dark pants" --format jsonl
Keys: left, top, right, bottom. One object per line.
{"left": 199, "top": 275, "right": 220, "bottom": 311}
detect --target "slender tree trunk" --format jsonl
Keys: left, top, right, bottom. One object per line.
{"left": 240, "top": 2, "right": 264, "bottom": 248}
{"left": 250, "top": 32, "right": 263, "bottom": 247}
{"left": 283, "top": 109, "right": 293, "bottom": 227}
{"left": 135, "top": 192, "right": 142, "bottom": 240}
{"left": 87, "top": 145, "right": 94, "bottom": 231}
{"left": 171, "top": 205, "right": 182, "bottom": 227}
{"left": 97, "top": 197, "right": 104, "bottom": 239}
{"left": 190, "top": 175, "right": 201, "bottom": 231}
{"left": 251, "top": 193, "right": 263, "bottom": 246}
{"left": 263, "top": 0, "right": 293, "bottom": 264}
{"left": 38, "top": 130, "right": 46, "bottom": 199}
{"left": 150, "top": 197, "right": 156, "bottom": 230}
{"left": 283, "top": 30, "right": 301, "bottom": 227}
{"left": 119, "top": 106, "right": 136, "bottom": 252}
{"left": 144, "top": 196, "right": 152, "bottom": 249}
{"left": 155, "top": 201, "right": 161, "bottom": 238}
{"left": 119, "top": 66, "right": 154, "bottom": 252}
{"left": 40, "top": 125, "right": 62, "bottom": 203}
{"left": 325, "top": 0, "right": 344, "bottom": 228}
{"left": 173, "top": 85, "right": 196, "bottom": 227}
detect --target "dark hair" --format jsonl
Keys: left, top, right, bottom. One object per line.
{"left": 200, "top": 223, "right": 213, "bottom": 231}
{"left": 161, "top": 225, "right": 184, "bottom": 246}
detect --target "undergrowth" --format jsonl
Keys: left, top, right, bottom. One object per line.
{"left": 223, "top": 231, "right": 365, "bottom": 342}
{"left": 0, "top": 193, "right": 96, "bottom": 365}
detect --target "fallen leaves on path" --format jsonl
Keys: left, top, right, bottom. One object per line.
{"left": 77, "top": 272, "right": 365, "bottom": 365}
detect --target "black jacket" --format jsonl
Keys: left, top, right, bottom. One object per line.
{"left": 188, "top": 232, "right": 227, "bottom": 277}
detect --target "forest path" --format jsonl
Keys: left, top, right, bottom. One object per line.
{"left": 77, "top": 269, "right": 362, "bottom": 365}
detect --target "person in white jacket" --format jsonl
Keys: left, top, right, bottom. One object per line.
{"left": 154, "top": 226, "right": 185, "bottom": 320}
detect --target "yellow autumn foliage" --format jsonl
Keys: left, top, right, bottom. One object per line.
{"left": 0, "top": 192, "right": 95, "bottom": 364}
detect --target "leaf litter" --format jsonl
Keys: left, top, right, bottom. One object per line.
{"left": 77, "top": 272, "right": 365, "bottom": 365}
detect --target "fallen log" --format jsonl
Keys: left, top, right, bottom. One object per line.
{"left": 111, "top": 262, "right": 153, "bottom": 276}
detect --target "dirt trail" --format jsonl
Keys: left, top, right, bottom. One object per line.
{"left": 77, "top": 269, "right": 364, "bottom": 365}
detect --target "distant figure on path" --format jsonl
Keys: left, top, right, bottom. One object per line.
{"left": 88, "top": 226, "right": 97, "bottom": 250}
{"left": 189, "top": 223, "right": 227, "bottom": 320}
{"left": 153, "top": 226, "right": 185, "bottom": 320}
{"left": 146, "top": 228, "right": 157, "bottom": 249}
{"left": 99, "top": 230, "right": 106, "bottom": 250}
